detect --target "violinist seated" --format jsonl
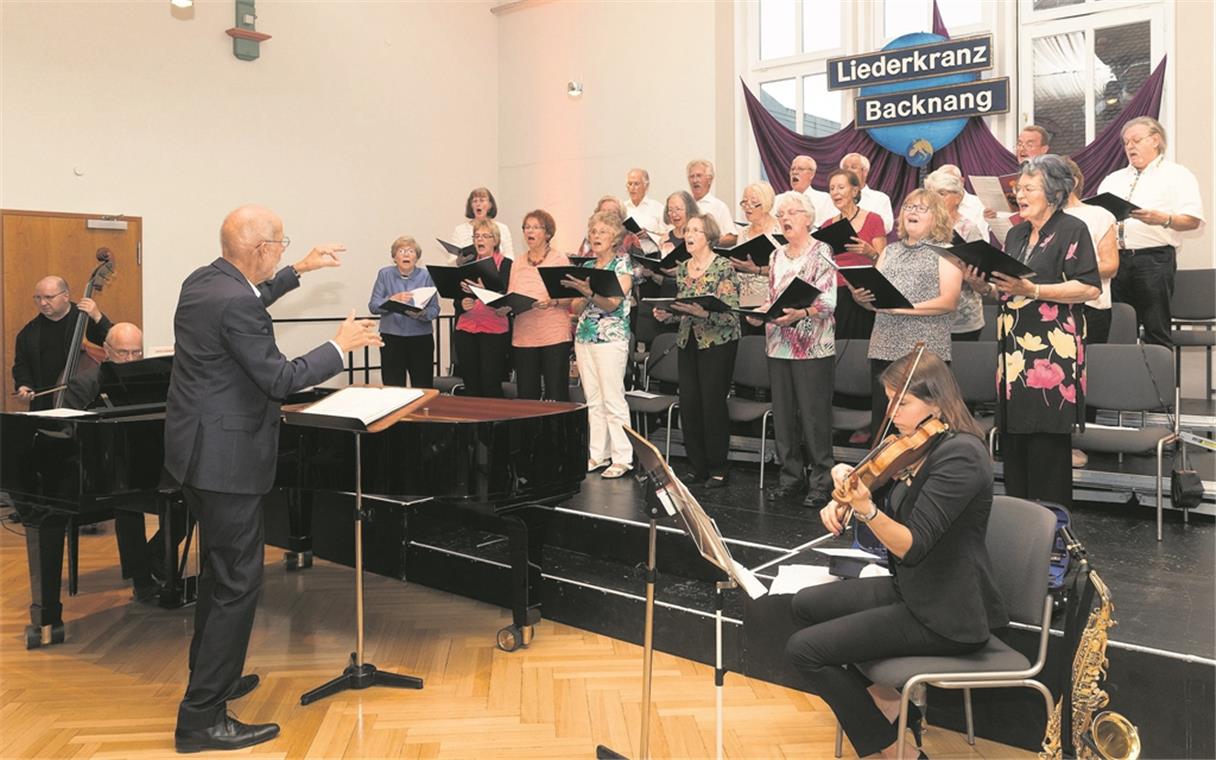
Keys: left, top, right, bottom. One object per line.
{"left": 12, "top": 276, "right": 113, "bottom": 411}
{"left": 62, "top": 323, "right": 183, "bottom": 603}
{"left": 784, "top": 349, "right": 1008, "bottom": 760}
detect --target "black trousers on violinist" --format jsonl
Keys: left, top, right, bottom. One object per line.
{"left": 678, "top": 339, "right": 738, "bottom": 479}
{"left": 786, "top": 577, "right": 983, "bottom": 758}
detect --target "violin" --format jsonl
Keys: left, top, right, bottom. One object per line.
{"left": 832, "top": 416, "right": 949, "bottom": 505}
{"left": 50, "top": 248, "right": 116, "bottom": 408}
{"left": 830, "top": 341, "right": 948, "bottom": 520}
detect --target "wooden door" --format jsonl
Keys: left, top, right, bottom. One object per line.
{"left": 1, "top": 210, "right": 143, "bottom": 411}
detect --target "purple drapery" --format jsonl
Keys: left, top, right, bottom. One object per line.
{"left": 743, "top": 8, "right": 1168, "bottom": 204}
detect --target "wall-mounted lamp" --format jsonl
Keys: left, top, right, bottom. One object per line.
{"left": 170, "top": 0, "right": 193, "bottom": 7}
{"left": 567, "top": 81, "right": 583, "bottom": 99}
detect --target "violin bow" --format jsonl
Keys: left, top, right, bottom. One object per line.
{"left": 837, "top": 341, "right": 928, "bottom": 529}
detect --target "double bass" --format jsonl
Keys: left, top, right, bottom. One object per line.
{"left": 50, "top": 248, "right": 115, "bottom": 408}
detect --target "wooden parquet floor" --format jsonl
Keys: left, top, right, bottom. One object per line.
{"left": 0, "top": 523, "right": 1034, "bottom": 759}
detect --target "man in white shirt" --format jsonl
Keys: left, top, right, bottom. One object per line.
{"left": 788, "top": 155, "right": 835, "bottom": 227}
{"left": 840, "top": 153, "right": 893, "bottom": 233}
{"left": 1096, "top": 117, "right": 1205, "bottom": 348}
{"left": 983, "top": 125, "right": 1054, "bottom": 238}
{"left": 686, "top": 159, "right": 737, "bottom": 246}
{"left": 937, "top": 163, "right": 990, "bottom": 241}
{"left": 623, "top": 168, "right": 665, "bottom": 236}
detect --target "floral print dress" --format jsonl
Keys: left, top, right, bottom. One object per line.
{"left": 674, "top": 255, "right": 741, "bottom": 349}
{"left": 996, "top": 211, "right": 1100, "bottom": 434}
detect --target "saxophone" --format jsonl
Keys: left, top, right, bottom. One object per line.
{"left": 1040, "top": 569, "right": 1141, "bottom": 760}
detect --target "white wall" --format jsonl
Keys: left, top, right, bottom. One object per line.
{"left": 1, "top": 0, "right": 498, "bottom": 355}
{"left": 1173, "top": 0, "right": 1214, "bottom": 269}
{"left": 495, "top": 0, "right": 720, "bottom": 253}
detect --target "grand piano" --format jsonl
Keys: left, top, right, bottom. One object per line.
{"left": 2, "top": 365, "right": 588, "bottom": 651}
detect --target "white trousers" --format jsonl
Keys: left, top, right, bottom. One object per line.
{"left": 574, "top": 340, "right": 633, "bottom": 466}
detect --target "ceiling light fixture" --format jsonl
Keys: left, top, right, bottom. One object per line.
{"left": 170, "top": 0, "right": 194, "bottom": 8}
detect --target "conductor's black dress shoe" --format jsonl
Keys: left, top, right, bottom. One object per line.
{"left": 229, "top": 673, "right": 260, "bottom": 700}
{"left": 175, "top": 714, "right": 279, "bottom": 753}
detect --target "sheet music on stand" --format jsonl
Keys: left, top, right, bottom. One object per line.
{"left": 624, "top": 427, "right": 767, "bottom": 599}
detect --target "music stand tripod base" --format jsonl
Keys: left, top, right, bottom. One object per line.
{"left": 298, "top": 432, "right": 427, "bottom": 705}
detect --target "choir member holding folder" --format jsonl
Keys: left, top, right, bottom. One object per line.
{"left": 509, "top": 210, "right": 573, "bottom": 401}
{"left": 569, "top": 211, "right": 634, "bottom": 479}
{"left": 969, "top": 155, "right": 1099, "bottom": 510}
{"left": 745, "top": 192, "right": 837, "bottom": 508}
{"left": 820, "top": 169, "right": 887, "bottom": 339}
{"left": 925, "top": 169, "right": 986, "bottom": 341}
{"left": 453, "top": 219, "right": 513, "bottom": 397}
{"left": 452, "top": 186, "right": 514, "bottom": 259}
{"left": 851, "top": 190, "right": 962, "bottom": 443}
{"left": 653, "top": 214, "right": 740, "bottom": 488}
{"left": 733, "top": 181, "right": 781, "bottom": 309}
{"left": 368, "top": 235, "right": 439, "bottom": 388}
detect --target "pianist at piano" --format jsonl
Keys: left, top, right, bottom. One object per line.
{"left": 12, "top": 275, "right": 113, "bottom": 411}
{"left": 165, "top": 205, "right": 384, "bottom": 754}
{"left": 59, "top": 322, "right": 187, "bottom": 604}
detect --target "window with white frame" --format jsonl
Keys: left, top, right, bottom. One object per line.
{"left": 741, "top": 0, "right": 998, "bottom": 185}
{"left": 1018, "top": 0, "right": 1165, "bottom": 155}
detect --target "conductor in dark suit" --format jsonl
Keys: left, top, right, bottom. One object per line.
{"left": 167, "top": 205, "right": 382, "bottom": 753}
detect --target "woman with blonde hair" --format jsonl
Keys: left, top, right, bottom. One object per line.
{"left": 850, "top": 189, "right": 962, "bottom": 442}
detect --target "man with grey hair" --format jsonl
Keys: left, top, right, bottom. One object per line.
{"left": 12, "top": 275, "right": 113, "bottom": 411}
{"left": 686, "top": 159, "right": 737, "bottom": 246}
{"left": 623, "top": 168, "right": 664, "bottom": 235}
{"left": 937, "top": 163, "right": 990, "bottom": 241}
{"left": 840, "top": 153, "right": 893, "bottom": 233}
{"left": 1096, "top": 116, "right": 1205, "bottom": 348}
{"left": 168, "top": 205, "right": 383, "bottom": 752}
{"left": 788, "top": 155, "right": 834, "bottom": 227}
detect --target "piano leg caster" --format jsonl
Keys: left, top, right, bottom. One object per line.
{"left": 284, "top": 550, "right": 313, "bottom": 571}
{"left": 24, "top": 623, "right": 65, "bottom": 649}
{"left": 496, "top": 624, "right": 534, "bottom": 652}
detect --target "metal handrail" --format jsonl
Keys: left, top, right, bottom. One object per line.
{"left": 270, "top": 313, "right": 457, "bottom": 384}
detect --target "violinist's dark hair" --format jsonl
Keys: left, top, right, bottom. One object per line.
{"left": 881, "top": 349, "right": 985, "bottom": 439}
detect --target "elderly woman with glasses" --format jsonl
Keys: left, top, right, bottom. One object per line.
{"left": 567, "top": 211, "right": 635, "bottom": 479}
{"left": 453, "top": 218, "right": 513, "bottom": 397}
{"left": 368, "top": 236, "right": 440, "bottom": 388}
{"left": 510, "top": 210, "right": 573, "bottom": 401}
{"left": 823, "top": 169, "right": 889, "bottom": 340}
{"left": 924, "top": 168, "right": 986, "bottom": 341}
{"left": 851, "top": 190, "right": 962, "bottom": 443}
{"left": 966, "top": 155, "right": 1100, "bottom": 509}
{"left": 745, "top": 192, "right": 838, "bottom": 508}
{"left": 452, "top": 187, "right": 515, "bottom": 259}
{"left": 653, "top": 213, "right": 741, "bottom": 488}
{"left": 733, "top": 181, "right": 781, "bottom": 309}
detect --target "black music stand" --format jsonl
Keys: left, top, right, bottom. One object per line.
{"left": 595, "top": 427, "right": 766, "bottom": 760}
{"left": 283, "top": 388, "right": 437, "bottom": 706}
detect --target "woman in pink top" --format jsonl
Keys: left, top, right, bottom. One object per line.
{"left": 823, "top": 168, "right": 887, "bottom": 339}
{"left": 454, "top": 218, "right": 513, "bottom": 397}
{"left": 509, "top": 210, "right": 575, "bottom": 401}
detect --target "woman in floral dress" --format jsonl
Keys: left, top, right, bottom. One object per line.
{"left": 971, "top": 155, "right": 1100, "bottom": 509}
{"left": 653, "top": 214, "right": 741, "bottom": 488}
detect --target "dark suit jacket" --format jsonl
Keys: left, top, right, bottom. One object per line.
{"left": 164, "top": 259, "right": 344, "bottom": 495}
{"left": 888, "top": 433, "right": 1008, "bottom": 644}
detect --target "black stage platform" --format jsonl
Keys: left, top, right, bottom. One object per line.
{"left": 264, "top": 429, "right": 1215, "bottom": 759}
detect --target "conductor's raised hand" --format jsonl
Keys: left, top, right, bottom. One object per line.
{"left": 334, "top": 310, "right": 383, "bottom": 352}
{"left": 295, "top": 244, "right": 346, "bottom": 274}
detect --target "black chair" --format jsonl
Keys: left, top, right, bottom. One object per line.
{"left": 726, "top": 335, "right": 774, "bottom": 488}
{"left": 1106, "top": 302, "right": 1139, "bottom": 344}
{"left": 1170, "top": 268, "right": 1215, "bottom": 400}
{"left": 978, "top": 303, "right": 1001, "bottom": 341}
{"left": 949, "top": 340, "right": 998, "bottom": 457}
{"left": 831, "top": 339, "right": 872, "bottom": 433}
{"left": 625, "top": 332, "right": 680, "bottom": 459}
{"left": 834, "top": 497, "right": 1058, "bottom": 759}
{"left": 1072, "top": 344, "right": 1180, "bottom": 541}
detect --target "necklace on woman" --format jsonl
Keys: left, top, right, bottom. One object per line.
{"left": 528, "top": 248, "right": 548, "bottom": 266}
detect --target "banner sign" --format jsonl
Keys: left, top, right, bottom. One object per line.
{"left": 827, "top": 34, "right": 994, "bottom": 91}
{"left": 855, "top": 78, "right": 1010, "bottom": 129}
